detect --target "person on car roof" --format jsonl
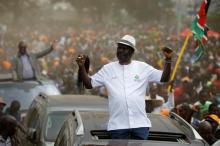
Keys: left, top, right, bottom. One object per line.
{"left": 12, "top": 40, "right": 58, "bottom": 80}
{"left": 75, "top": 35, "right": 173, "bottom": 140}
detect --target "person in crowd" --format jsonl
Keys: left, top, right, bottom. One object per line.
{"left": 208, "top": 103, "right": 220, "bottom": 116}
{"left": 5, "top": 100, "right": 21, "bottom": 122}
{"left": 0, "top": 96, "right": 6, "bottom": 117}
{"left": 198, "top": 121, "right": 218, "bottom": 145}
{"left": 155, "top": 85, "right": 175, "bottom": 115}
{"left": 194, "top": 89, "right": 212, "bottom": 120}
{"left": 146, "top": 83, "right": 165, "bottom": 102}
{"left": 176, "top": 103, "right": 193, "bottom": 124}
{"left": 174, "top": 76, "right": 193, "bottom": 105}
{"left": 204, "top": 114, "right": 220, "bottom": 134}
{"left": 212, "top": 68, "right": 220, "bottom": 91}
{"left": 145, "top": 83, "right": 165, "bottom": 113}
{"left": 13, "top": 40, "right": 57, "bottom": 80}
{"left": 0, "top": 115, "right": 18, "bottom": 146}
{"left": 75, "top": 35, "right": 173, "bottom": 140}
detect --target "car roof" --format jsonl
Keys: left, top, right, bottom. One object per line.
{"left": 77, "top": 111, "right": 184, "bottom": 134}
{"left": 79, "top": 111, "right": 185, "bottom": 136}
{"left": 0, "top": 78, "right": 61, "bottom": 110}
{"left": 80, "top": 140, "right": 204, "bottom": 146}
{"left": 149, "top": 114, "right": 183, "bottom": 134}
{"left": 38, "top": 94, "right": 108, "bottom": 111}
{"left": 57, "top": 111, "right": 207, "bottom": 146}
{"left": 0, "top": 79, "right": 56, "bottom": 85}
{"left": 0, "top": 73, "right": 57, "bottom": 85}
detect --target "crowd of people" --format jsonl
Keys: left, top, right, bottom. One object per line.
{"left": 0, "top": 20, "right": 220, "bottom": 144}
{"left": 0, "top": 97, "right": 24, "bottom": 146}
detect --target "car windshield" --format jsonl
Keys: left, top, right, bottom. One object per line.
{"left": 0, "top": 81, "right": 60, "bottom": 110}
{"left": 44, "top": 111, "right": 70, "bottom": 142}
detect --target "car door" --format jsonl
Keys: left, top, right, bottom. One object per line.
{"left": 25, "top": 102, "right": 44, "bottom": 145}
{"left": 55, "top": 113, "right": 76, "bottom": 146}
{"left": 54, "top": 122, "right": 68, "bottom": 146}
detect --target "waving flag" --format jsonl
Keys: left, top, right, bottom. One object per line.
{"left": 191, "top": 0, "right": 211, "bottom": 62}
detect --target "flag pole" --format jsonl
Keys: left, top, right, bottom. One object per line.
{"left": 168, "top": 32, "right": 191, "bottom": 92}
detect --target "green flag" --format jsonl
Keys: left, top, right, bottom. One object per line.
{"left": 191, "top": 0, "right": 211, "bottom": 62}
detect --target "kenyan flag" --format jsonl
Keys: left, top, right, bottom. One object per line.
{"left": 191, "top": 0, "right": 211, "bottom": 62}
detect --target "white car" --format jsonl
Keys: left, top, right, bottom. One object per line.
{"left": 24, "top": 94, "right": 108, "bottom": 146}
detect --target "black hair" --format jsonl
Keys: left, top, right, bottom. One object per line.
{"left": 199, "top": 89, "right": 208, "bottom": 97}
{"left": 208, "top": 103, "right": 218, "bottom": 113}
{"left": 0, "top": 115, "right": 17, "bottom": 131}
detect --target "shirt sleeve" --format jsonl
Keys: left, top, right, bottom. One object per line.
{"left": 148, "top": 66, "right": 163, "bottom": 83}
{"left": 91, "top": 66, "right": 105, "bottom": 88}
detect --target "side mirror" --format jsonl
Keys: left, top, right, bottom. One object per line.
{"left": 27, "top": 128, "right": 37, "bottom": 142}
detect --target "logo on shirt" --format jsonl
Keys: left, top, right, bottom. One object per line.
{"left": 134, "top": 74, "right": 140, "bottom": 81}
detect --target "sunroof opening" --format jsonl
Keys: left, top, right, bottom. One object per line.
{"left": 90, "top": 130, "right": 189, "bottom": 143}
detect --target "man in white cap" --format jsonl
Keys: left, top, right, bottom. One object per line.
{"left": 0, "top": 96, "right": 6, "bottom": 117}
{"left": 76, "top": 35, "right": 173, "bottom": 139}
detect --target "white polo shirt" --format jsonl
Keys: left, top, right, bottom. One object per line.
{"left": 91, "top": 60, "right": 162, "bottom": 130}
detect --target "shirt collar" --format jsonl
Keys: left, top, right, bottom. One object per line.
{"left": 18, "top": 52, "right": 29, "bottom": 57}
{"left": 117, "top": 60, "right": 133, "bottom": 66}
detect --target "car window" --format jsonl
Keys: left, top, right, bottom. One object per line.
{"left": 44, "top": 111, "right": 70, "bottom": 142}
{"left": 0, "top": 82, "right": 60, "bottom": 110}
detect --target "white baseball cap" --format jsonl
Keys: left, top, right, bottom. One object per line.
{"left": 118, "top": 35, "right": 136, "bottom": 51}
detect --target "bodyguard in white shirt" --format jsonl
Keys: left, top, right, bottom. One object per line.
{"left": 75, "top": 35, "right": 173, "bottom": 140}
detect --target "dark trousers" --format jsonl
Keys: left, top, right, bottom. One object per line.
{"left": 109, "top": 127, "right": 149, "bottom": 140}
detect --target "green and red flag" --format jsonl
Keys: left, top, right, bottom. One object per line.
{"left": 191, "top": 0, "right": 211, "bottom": 62}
